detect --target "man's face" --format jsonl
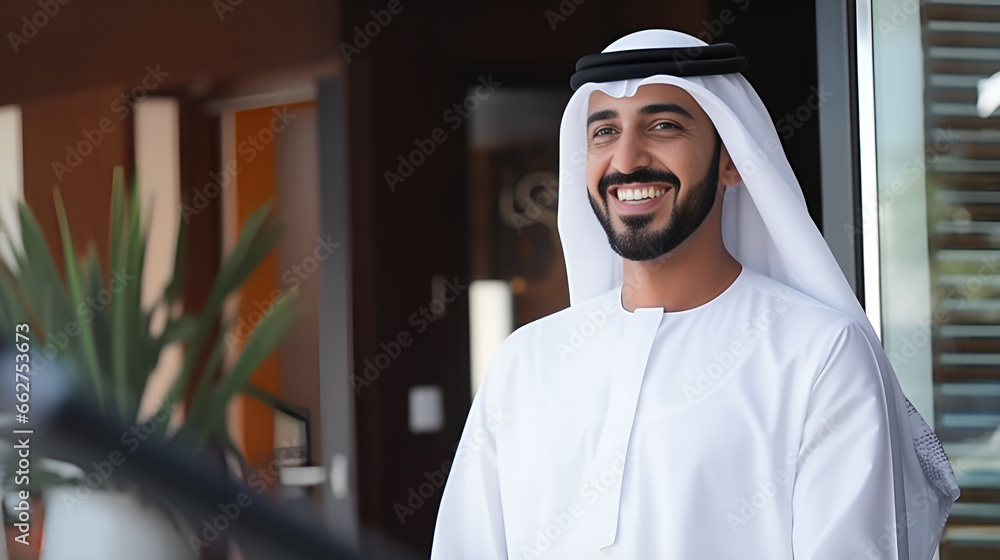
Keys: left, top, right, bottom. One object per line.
{"left": 586, "top": 84, "right": 729, "bottom": 261}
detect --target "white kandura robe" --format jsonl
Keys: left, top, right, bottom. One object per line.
{"left": 431, "top": 265, "right": 906, "bottom": 560}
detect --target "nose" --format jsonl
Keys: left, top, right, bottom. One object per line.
{"left": 609, "top": 128, "right": 654, "bottom": 175}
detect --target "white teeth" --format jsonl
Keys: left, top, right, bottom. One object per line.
{"left": 616, "top": 187, "right": 667, "bottom": 202}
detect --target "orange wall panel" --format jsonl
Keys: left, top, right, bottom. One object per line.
{"left": 232, "top": 106, "right": 282, "bottom": 482}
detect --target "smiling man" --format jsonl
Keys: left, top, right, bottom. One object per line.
{"left": 585, "top": 84, "right": 742, "bottom": 304}
{"left": 430, "top": 30, "right": 959, "bottom": 560}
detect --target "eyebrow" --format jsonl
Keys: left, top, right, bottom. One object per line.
{"left": 586, "top": 103, "right": 695, "bottom": 127}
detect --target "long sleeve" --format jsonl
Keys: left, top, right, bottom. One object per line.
{"left": 430, "top": 362, "right": 509, "bottom": 559}
{"left": 791, "top": 320, "right": 901, "bottom": 560}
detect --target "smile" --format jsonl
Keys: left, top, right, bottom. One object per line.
{"left": 614, "top": 186, "right": 669, "bottom": 205}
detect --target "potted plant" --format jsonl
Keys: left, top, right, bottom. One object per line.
{"left": 0, "top": 166, "right": 299, "bottom": 559}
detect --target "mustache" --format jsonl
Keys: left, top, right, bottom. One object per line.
{"left": 597, "top": 168, "right": 680, "bottom": 198}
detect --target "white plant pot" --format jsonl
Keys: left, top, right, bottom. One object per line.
{"left": 40, "top": 486, "right": 197, "bottom": 560}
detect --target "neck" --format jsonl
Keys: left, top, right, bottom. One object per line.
{"left": 620, "top": 211, "right": 742, "bottom": 313}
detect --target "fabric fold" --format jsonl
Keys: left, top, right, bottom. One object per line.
{"left": 583, "top": 306, "right": 662, "bottom": 550}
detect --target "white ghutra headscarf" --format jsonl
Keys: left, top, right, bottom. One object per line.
{"left": 557, "top": 29, "right": 960, "bottom": 559}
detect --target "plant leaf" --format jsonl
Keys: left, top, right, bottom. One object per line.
{"left": 52, "top": 186, "right": 109, "bottom": 416}
{"left": 169, "top": 315, "right": 230, "bottom": 445}
{"left": 0, "top": 257, "right": 30, "bottom": 334}
{"left": 159, "top": 314, "right": 199, "bottom": 346}
{"left": 159, "top": 203, "right": 281, "bottom": 434}
{"left": 163, "top": 215, "right": 188, "bottom": 304}
{"left": 85, "top": 242, "right": 112, "bottom": 385}
{"left": 16, "top": 202, "right": 73, "bottom": 336}
{"left": 185, "top": 287, "right": 299, "bottom": 449}
{"left": 123, "top": 172, "right": 149, "bottom": 418}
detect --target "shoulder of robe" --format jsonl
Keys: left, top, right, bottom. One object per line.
{"left": 732, "top": 269, "right": 883, "bottom": 389}
{"left": 812, "top": 319, "right": 883, "bottom": 383}
{"left": 503, "top": 286, "right": 619, "bottom": 349}
{"left": 482, "top": 287, "right": 620, "bottom": 386}
{"left": 738, "top": 267, "right": 859, "bottom": 331}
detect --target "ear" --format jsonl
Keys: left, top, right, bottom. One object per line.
{"left": 719, "top": 144, "right": 742, "bottom": 187}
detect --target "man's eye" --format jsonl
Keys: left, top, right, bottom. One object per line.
{"left": 654, "top": 122, "right": 679, "bottom": 131}
{"left": 592, "top": 127, "right": 615, "bottom": 137}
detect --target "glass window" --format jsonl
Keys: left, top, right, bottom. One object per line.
{"left": 868, "top": 0, "right": 1000, "bottom": 555}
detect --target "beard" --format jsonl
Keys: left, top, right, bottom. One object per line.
{"left": 588, "top": 136, "right": 723, "bottom": 262}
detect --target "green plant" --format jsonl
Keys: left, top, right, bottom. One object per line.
{"left": 0, "top": 166, "right": 298, "bottom": 456}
